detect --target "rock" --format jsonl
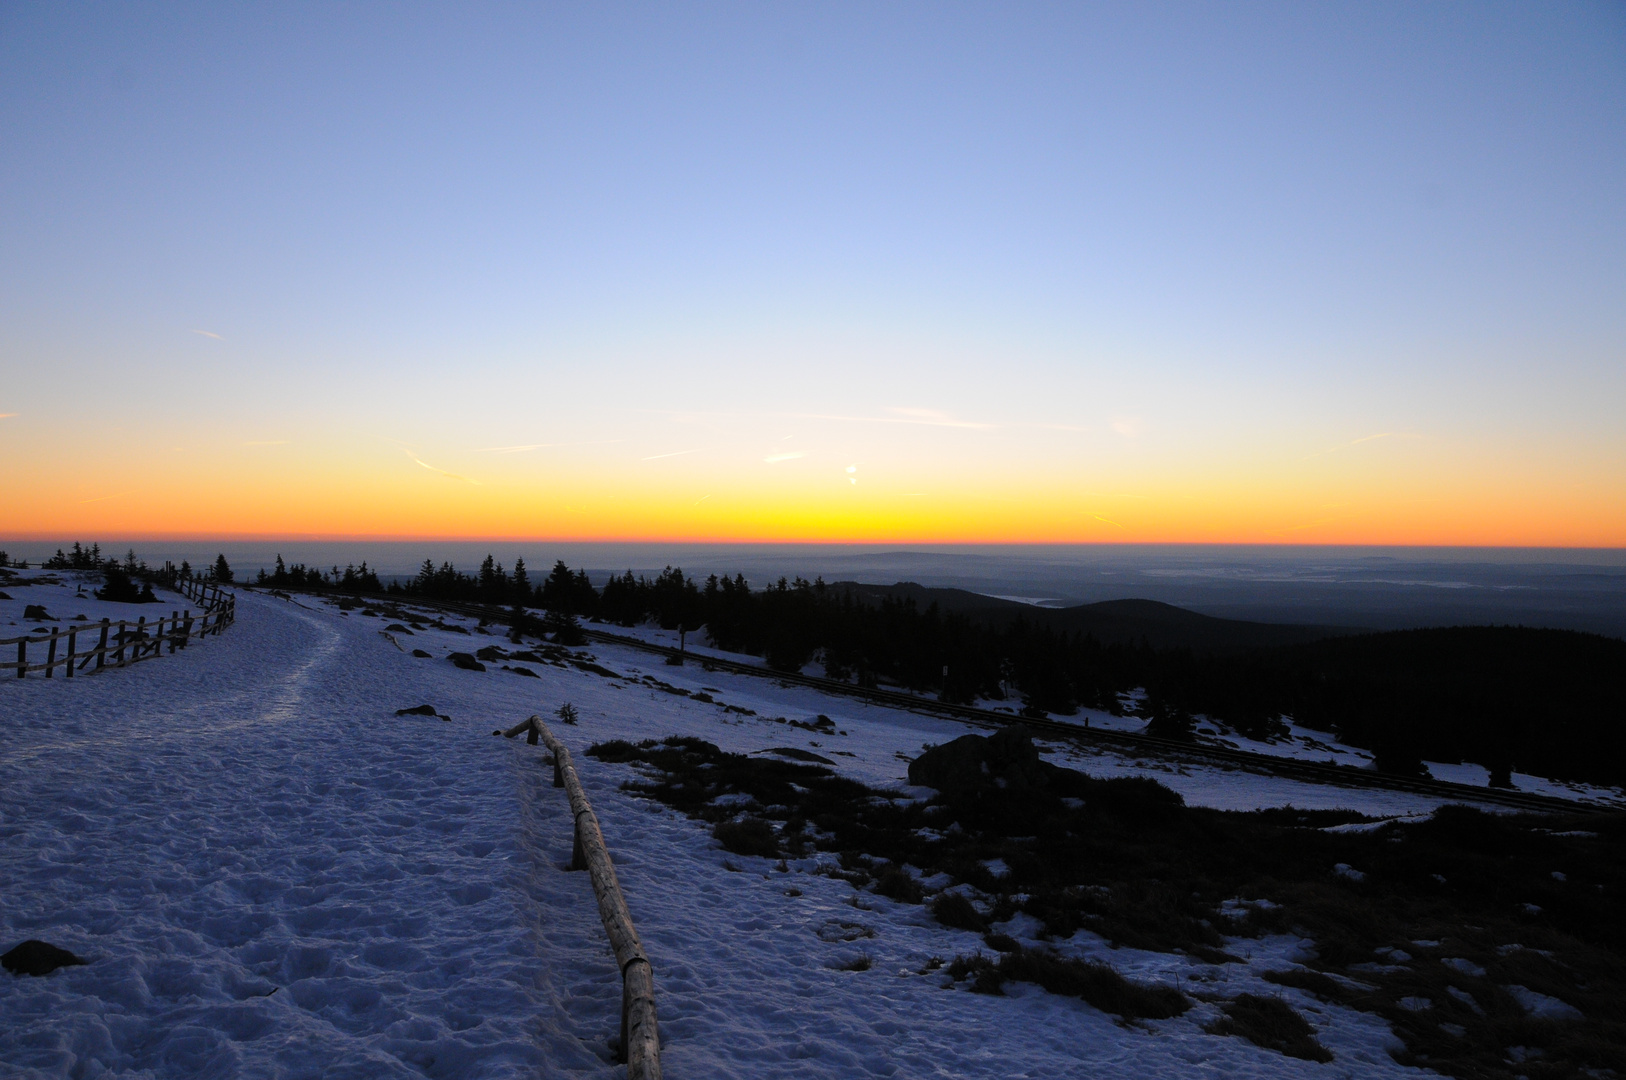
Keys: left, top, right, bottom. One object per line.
{"left": 2, "top": 940, "right": 86, "bottom": 977}
{"left": 448, "top": 652, "right": 486, "bottom": 672}
{"left": 907, "top": 726, "right": 1050, "bottom": 796}
{"left": 475, "top": 645, "right": 508, "bottom": 662}
{"left": 503, "top": 665, "right": 539, "bottom": 678}
{"left": 396, "top": 704, "right": 451, "bottom": 721}
{"left": 384, "top": 623, "right": 413, "bottom": 634}
{"left": 411, "top": 649, "right": 432, "bottom": 658}
{"left": 22, "top": 604, "right": 51, "bottom": 621}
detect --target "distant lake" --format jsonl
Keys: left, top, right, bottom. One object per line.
{"left": 7, "top": 540, "right": 1625, "bottom": 639}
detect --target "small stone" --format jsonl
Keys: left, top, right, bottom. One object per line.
{"left": 448, "top": 652, "right": 486, "bottom": 672}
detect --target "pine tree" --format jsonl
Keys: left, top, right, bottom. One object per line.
{"left": 213, "top": 554, "right": 233, "bottom": 583}
{"left": 544, "top": 608, "right": 586, "bottom": 645}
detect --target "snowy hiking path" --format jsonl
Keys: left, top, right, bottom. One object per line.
{"left": 3, "top": 584, "right": 1442, "bottom": 1079}
{"left": 0, "top": 588, "right": 616, "bottom": 1079}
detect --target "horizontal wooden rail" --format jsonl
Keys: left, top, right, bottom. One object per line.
{"left": 500, "top": 715, "right": 661, "bottom": 1079}
{"left": 3, "top": 578, "right": 236, "bottom": 680}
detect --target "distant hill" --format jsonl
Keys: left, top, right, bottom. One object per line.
{"left": 829, "top": 582, "right": 1350, "bottom": 653}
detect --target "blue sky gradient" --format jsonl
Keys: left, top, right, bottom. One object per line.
{"left": 3, "top": 2, "right": 1623, "bottom": 542}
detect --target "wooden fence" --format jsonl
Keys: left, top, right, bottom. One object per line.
{"left": 2, "top": 577, "right": 236, "bottom": 680}
{"left": 500, "top": 715, "right": 661, "bottom": 1080}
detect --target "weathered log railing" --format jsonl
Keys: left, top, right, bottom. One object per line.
{"left": 499, "top": 715, "right": 661, "bottom": 1080}
{"left": 174, "top": 576, "right": 235, "bottom": 615}
{"left": 2, "top": 579, "right": 237, "bottom": 679}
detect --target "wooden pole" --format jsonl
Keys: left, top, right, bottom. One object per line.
{"left": 97, "top": 619, "right": 108, "bottom": 669}
{"left": 524, "top": 716, "right": 662, "bottom": 1079}
{"left": 14, "top": 638, "right": 23, "bottom": 679}
{"left": 45, "top": 632, "right": 57, "bottom": 678}
{"left": 66, "top": 627, "right": 75, "bottom": 679}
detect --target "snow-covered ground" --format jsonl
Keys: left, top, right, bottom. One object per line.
{"left": 0, "top": 576, "right": 1578, "bottom": 1077}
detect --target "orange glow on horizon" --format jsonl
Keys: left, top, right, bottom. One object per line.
{"left": 5, "top": 416, "right": 1623, "bottom": 549}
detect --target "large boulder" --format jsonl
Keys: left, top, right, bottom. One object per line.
{"left": 908, "top": 726, "right": 1051, "bottom": 796}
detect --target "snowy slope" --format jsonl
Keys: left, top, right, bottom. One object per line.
{"left": 2, "top": 585, "right": 1497, "bottom": 1077}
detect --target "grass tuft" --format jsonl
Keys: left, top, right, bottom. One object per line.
{"left": 948, "top": 948, "right": 1189, "bottom": 1019}
{"left": 1206, "top": 993, "right": 1333, "bottom": 1062}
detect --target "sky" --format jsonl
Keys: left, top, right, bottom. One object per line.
{"left": 2, "top": 2, "right": 1623, "bottom": 546}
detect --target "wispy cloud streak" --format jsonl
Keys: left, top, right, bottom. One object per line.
{"left": 401, "top": 448, "right": 480, "bottom": 484}
{"left": 472, "top": 440, "right": 622, "bottom": 453}
{"left": 638, "top": 408, "right": 1083, "bottom": 432}
{"left": 1307, "top": 432, "right": 1422, "bottom": 459}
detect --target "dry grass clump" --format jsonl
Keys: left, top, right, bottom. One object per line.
{"left": 947, "top": 948, "right": 1190, "bottom": 1020}
{"left": 1206, "top": 993, "right": 1332, "bottom": 1062}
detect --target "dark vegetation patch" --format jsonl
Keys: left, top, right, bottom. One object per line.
{"left": 447, "top": 652, "right": 486, "bottom": 672}
{"left": 1206, "top": 993, "right": 1332, "bottom": 1062}
{"left": 95, "top": 565, "right": 156, "bottom": 604}
{"left": 947, "top": 948, "right": 1190, "bottom": 1020}
{"left": 714, "top": 818, "right": 779, "bottom": 858}
{"left": 587, "top": 729, "right": 1626, "bottom": 1079}
{"left": 932, "top": 892, "right": 987, "bottom": 932}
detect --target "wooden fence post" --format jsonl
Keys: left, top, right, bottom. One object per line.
{"left": 525, "top": 717, "right": 662, "bottom": 1079}
{"left": 14, "top": 638, "right": 23, "bottom": 679}
{"left": 45, "top": 633, "right": 57, "bottom": 678}
{"left": 66, "top": 628, "right": 75, "bottom": 679}
{"left": 96, "top": 619, "right": 109, "bottom": 670}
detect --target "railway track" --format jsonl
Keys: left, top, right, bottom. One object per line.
{"left": 327, "top": 590, "right": 1614, "bottom": 817}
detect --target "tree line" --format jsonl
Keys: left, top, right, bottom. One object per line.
{"left": 31, "top": 545, "right": 1621, "bottom": 787}
{"left": 379, "top": 556, "right": 1626, "bottom": 788}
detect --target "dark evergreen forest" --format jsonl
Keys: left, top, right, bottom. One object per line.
{"left": 364, "top": 555, "right": 1626, "bottom": 788}
{"left": 43, "top": 542, "right": 1620, "bottom": 789}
